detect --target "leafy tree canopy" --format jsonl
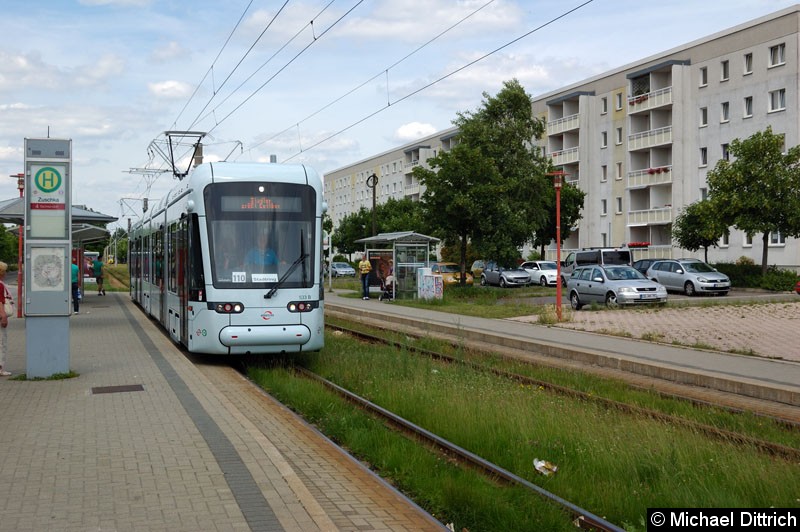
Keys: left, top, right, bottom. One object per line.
{"left": 706, "top": 127, "right": 800, "bottom": 272}
{"left": 671, "top": 200, "right": 728, "bottom": 263}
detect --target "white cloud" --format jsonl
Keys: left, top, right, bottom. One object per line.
{"left": 150, "top": 41, "right": 188, "bottom": 63}
{"left": 394, "top": 122, "right": 438, "bottom": 143}
{"left": 148, "top": 80, "right": 194, "bottom": 99}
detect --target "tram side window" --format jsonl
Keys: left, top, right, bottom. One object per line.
{"left": 166, "top": 222, "right": 176, "bottom": 293}
{"left": 154, "top": 228, "right": 164, "bottom": 290}
{"left": 188, "top": 214, "right": 203, "bottom": 295}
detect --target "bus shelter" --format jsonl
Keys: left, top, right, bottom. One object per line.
{"left": 354, "top": 231, "right": 439, "bottom": 299}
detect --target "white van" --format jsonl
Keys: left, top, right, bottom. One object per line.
{"left": 560, "top": 247, "right": 633, "bottom": 286}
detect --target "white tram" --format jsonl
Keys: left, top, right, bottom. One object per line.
{"left": 129, "top": 162, "right": 325, "bottom": 354}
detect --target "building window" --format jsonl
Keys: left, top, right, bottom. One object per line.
{"left": 601, "top": 97, "right": 608, "bottom": 114}
{"left": 601, "top": 165, "right": 608, "bottom": 182}
{"left": 743, "top": 233, "right": 753, "bottom": 247}
{"left": 700, "top": 187, "right": 708, "bottom": 201}
{"left": 769, "top": 89, "right": 785, "bottom": 112}
{"left": 722, "top": 143, "right": 730, "bottom": 161}
{"left": 769, "top": 43, "right": 786, "bottom": 67}
{"left": 615, "top": 127, "right": 623, "bottom": 145}
{"left": 700, "top": 147, "right": 708, "bottom": 167}
{"left": 699, "top": 66, "right": 708, "bottom": 87}
{"left": 769, "top": 232, "right": 786, "bottom": 246}
{"left": 615, "top": 93, "right": 623, "bottom": 110}
{"left": 720, "top": 101, "right": 730, "bottom": 122}
{"left": 743, "top": 96, "right": 753, "bottom": 118}
{"left": 720, "top": 60, "right": 729, "bottom": 81}
{"left": 616, "top": 162, "right": 623, "bottom": 180}
{"left": 601, "top": 199, "right": 607, "bottom": 215}
{"left": 719, "top": 233, "right": 729, "bottom": 247}
{"left": 601, "top": 131, "right": 608, "bottom": 148}
{"left": 743, "top": 53, "right": 753, "bottom": 75}
{"left": 615, "top": 197, "right": 622, "bottom": 214}
{"left": 700, "top": 107, "right": 708, "bottom": 127}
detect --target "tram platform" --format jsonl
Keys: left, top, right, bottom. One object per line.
{"left": 326, "top": 289, "right": 800, "bottom": 419}
{"left": 0, "top": 285, "right": 444, "bottom": 532}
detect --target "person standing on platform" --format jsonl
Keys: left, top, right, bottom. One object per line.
{"left": 92, "top": 254, "right": 106, "bottom": 295}
{"left": 71, "top": 258, "right": 81, "bottom": 314}
{"left": 358, "top": 254, "right": 372, "bottom": 300}
{"left": 0, "top": 261, "right": 12, "bottom": 376}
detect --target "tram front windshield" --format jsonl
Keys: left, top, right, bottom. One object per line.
{"left": 206, "top": 182, "right": 317, "bottom": 290}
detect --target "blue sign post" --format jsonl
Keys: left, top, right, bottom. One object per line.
{"left": 24, "top": 138, "right": 72, "bottom": 377}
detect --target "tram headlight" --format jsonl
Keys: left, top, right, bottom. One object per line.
{"left": 287, "top": 300, "right": 319, "bottom": 313}
{"left": 213, "top": 302, "right": 244, "bottom": 314}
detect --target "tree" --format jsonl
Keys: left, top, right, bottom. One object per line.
{"left": 706, "top": 127, "right": 800, "bottom": 273}
{"left": 415, "top": 79, "right": 552, "bottom": 281}
{"left": 530, "top": 181, "right": 586, "bottom": 259}
{"left": 416, "top": 144, "right": 503, "bottom": 280}
{"left": 330, "top": 198, "right": 427, "bottom": 257}
{"left": 671, "top": 200, "right": 728, "bottom": 262}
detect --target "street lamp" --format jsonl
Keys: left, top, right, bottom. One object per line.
{"left": 547, "top": 170, "right": 566, "bottom": 321}
{"left": 366, "top": 173, "right": 378, "bottom": 236}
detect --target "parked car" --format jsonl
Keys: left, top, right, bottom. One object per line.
{"left": 520, "top": 260, "right": 559, "bottom": 286}
{"left": 560, "top": 247, "right": 633, "bottom": 286}
{"left": 796, "top": 280, "right": 800, "bottom": 295}
{"left": 431, "top": 262, "right": 473, "bottom": 286}
{"left": 330, "top": 261, "right": 356, "bottom": 277}
{"left": 567, "top": 265, "right": 667, "bottom": 309}
{"left": 470, "top": 259, "right": 486, "bottom": 280}
{"left": 645, "top": 258, "right": 730, "bottom": 296}
{"left": 480, "top": 261, "right": 531, "bottom": 288}
{"left": 632, "top": 258, "right": 658, "bottom": 275}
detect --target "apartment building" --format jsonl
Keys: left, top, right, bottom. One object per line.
{"left": 324, "top": 6, "right": 800, "bottom": 268}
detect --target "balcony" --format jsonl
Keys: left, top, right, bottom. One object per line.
{"left": 629, "top": 245, "right": 673, "bottom": 260}
{"left": 628, "top": 207, "right": 672, "bottom": 226}
{"left": 546, "top": 113, "right": 580, "bottom": 136}
{"left": 627, "top": 165, "right": 673, "bottom": 188}
{"left": 628, "top": 87, "right": 673, "bottom": 114}
{"left": 404, "top": 183, "right": 420, "bottom": 196}
{"left": 403, "top": 160, "right": 419, "bottom": 174}
{"left": 628, "top": 126, "right": 672, "bottom": 151}
{"left": 550, "top": 146, "right": 579, "bottom": 166}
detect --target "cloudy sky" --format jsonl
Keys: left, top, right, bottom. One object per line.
{"left": 1, "top": 0, "right": 797, "bottom": 231}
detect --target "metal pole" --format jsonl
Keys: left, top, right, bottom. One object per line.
{"left": 548, "top": 170, "right": 566, "bottom": 322}
{"left": 11, "top": 173, "right": 24, "bottom": 317}
{"left": 366, "top": 173, "right": 378, "bottom": 236}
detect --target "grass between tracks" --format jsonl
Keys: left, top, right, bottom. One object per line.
{"left": 248, "top": 327, "right": 800, "bottom": 531}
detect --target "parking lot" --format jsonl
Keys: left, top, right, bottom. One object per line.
{"left": 511, "top": 291, "right": 800, "bottom": 362}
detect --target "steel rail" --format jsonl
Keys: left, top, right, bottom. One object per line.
{"left": 296, "top": 366, "right": 625, "bottom": 532}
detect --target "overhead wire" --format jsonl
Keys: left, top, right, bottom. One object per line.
{"left": 241, "top": 0, "right": 498, "bottom": 157}
{"left": 186, "top": 0, "right": 292, "bottom": 130}
{"left": 204, "top": 0, "right": 365, "bottom": 137}
{"left": 169, "top": 0, "right": 257, "bottom": 130}
{"left": 280, "top": 0, "right": 595, "bottom": 162}
{"left": 190, "top": 0, "right": 339, "bottom": 132}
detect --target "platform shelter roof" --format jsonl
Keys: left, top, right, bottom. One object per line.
{"left": 354, "top": 231, "right": 440, "bottom": 245}
{"left": 0, "top": 196, "right": 117, "bottom": 225}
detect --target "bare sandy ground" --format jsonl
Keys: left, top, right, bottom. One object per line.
{"left": 511, "top": 301, "right": 800, "bottom": 362}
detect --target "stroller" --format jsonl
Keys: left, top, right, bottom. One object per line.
{"left": 378, "top": 275, "right": 395, "bottom": 301}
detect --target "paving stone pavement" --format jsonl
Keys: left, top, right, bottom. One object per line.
{"left": 541, "top": 301, "right": 800, "bottom": 362}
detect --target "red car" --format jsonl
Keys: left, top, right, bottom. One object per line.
{"left": 795, "top": 280, "right": 800, "bottom": 295}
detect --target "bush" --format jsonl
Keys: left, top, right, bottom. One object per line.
{"left": 760, "top": 268, "right": 800, "bottom": 292}
{"left": 713, "top": 262, "right": 799, "bottom": 291}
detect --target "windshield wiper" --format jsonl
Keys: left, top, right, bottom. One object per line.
{"left": 264, "top": 230, "right": 308, "bottom": 299}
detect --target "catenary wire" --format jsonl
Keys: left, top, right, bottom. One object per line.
{"left": 240, "top": 0, "right": 498, "bottom": 157}
{"left": 280, "top": 0, "right": 595, "bottom": 162}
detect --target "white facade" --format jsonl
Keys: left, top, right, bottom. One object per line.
{"left": 324, "top": 6, "right": 800, "bottom": 268}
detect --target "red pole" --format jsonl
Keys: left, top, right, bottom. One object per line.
{"left": 13, "top": 173, "right": 23, "bottom": 317}
{"left": 547, "top": 170, "right": 566, "bottom": 322}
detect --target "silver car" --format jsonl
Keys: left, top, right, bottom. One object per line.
{"left": 520, "top": 260, "right": 559, "bottom": 286}
{"left": 480, "top": 261, "right": 531, "bottom": 287}
{"left": 567, "top": 265, "right": 668, "bottom": 309}
{"left": 330, "top": 262, "right": 356, "bottom": 277}
{"left": 646, "top": 259, "right": 730, "bottom": 296}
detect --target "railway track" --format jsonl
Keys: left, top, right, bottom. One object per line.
{"left": 327, "top": 322, "right": 800, "bottom": 461}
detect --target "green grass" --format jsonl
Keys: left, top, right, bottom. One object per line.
{"left": 250, "top": 332, "right": 800, "bottom": 530}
